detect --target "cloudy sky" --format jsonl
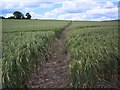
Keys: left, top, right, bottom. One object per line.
{"left": 1, "top": 0, "right": 119, "bottom": 21}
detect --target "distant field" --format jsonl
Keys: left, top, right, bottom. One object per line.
{"left": 2, "top": 19, "right": 119, "bottom": 88}
{"left": 71, "top": 21, "right": 118, "bottom": 29}
{"left": 2, "top": 19, "right": 69, "bottom": 32}
{"left": 66, "top": 21, "right": 118, "bottom": 87}
{"left": 2, "top": 19, "right": 69, "bottom": 88}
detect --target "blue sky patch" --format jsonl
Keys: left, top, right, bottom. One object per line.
{"left": 1, "top": 0, "right": 118, "bottom": 21}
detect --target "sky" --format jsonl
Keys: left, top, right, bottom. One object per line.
{"left": 1, "top": 0, "right": 120, "bottom": 21}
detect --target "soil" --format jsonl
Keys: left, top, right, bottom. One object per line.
{"left": 26, "top": 25, "right": 70, "bottom": 88}
{"left": 25, "top": 24, "right": 119, "bottom": 88}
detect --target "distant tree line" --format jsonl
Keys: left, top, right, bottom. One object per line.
{"left": 0, "top": 11, "right": 32, "bottom": 19}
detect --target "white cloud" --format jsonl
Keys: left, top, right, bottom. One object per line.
{"left": 39, "top": 0, "right": 118, "bottom": 20}
{"left": 91, "top": 16, "right": 112, "bottom": 21}
{"left": 94, "top": 0, "right": 119, "bottom": 2}
{"left": 2, "top": 0, "right": 40, "bottom": 3}
{"left": 2, "top": 0, "right": 119, "bottom": 20}
{"left": 61, "top": 0, "right": 100, "bottom": 10}
{"left": 5, "top": 13, "right": 13, "bottom": 18}
{"left": 2, "top": 0, "right": 55, "bottom": 11}
{"left": 40, "top": 3, "right": 53, "bottom": 8}
{"left": 103, "top": 1, "right": 115, "bottom": 8}
{"left": 30, "top": 12, "right": 42, "bottom": 19}
{"left": 58, "top": 13, "right": 85, "bottom": 20}
{"left": 86, "top": 7, "right": 118, "bottom": 15}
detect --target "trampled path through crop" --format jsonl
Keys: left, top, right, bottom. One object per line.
{"left": 26, "top": 25, "right": 71, "bottom": 88}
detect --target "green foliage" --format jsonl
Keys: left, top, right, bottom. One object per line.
{"left": 13, "top": 11, "right": 23, "bottom": 19}
{"left": 0, "top": 16, "right": 5, "bottom": 19}
{"left": 2, "top": 20, "right": 68, "bottom": 88}
{"left": 66, "top": 21, "right": 118, "bottom": 88}
{"left": 2, "top": 19, "right": 68, "bottom": 32}
{"left": 7, "top": 16, "right": 15, "bottom": 19}
{"left": 26, "top": 13, "right": 31, "bottom": 19}
{"left": 2, "top": 31, "right": 55, "bottom": 88}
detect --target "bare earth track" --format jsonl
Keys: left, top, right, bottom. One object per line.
{"left": 25, "top": 23, "right": 118, "bottom": 88}
{"left": 26, "top": 25, "right": 70, "bottom": 88}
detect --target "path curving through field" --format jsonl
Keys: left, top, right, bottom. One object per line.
{"left": 26, "top": 25, "right": 71, "bottom": 88}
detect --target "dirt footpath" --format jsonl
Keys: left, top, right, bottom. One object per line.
{"left": 26, "top": 25, "right": 70, "bottom": 88}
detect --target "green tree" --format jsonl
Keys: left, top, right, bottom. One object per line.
{"left": 26, "top": 13, "right": 31, "bottom": 19}
{"left": 0, "top": 16, "right": 5, "bottom": 19}
{"left": 13, "top": 11, "right": 23, "bottom": 19}
{"left": 21, "top": 14, "right": 25, "bottom": 19}
{"left": 7, "top": 16, "right": 14, "bottom": 19}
